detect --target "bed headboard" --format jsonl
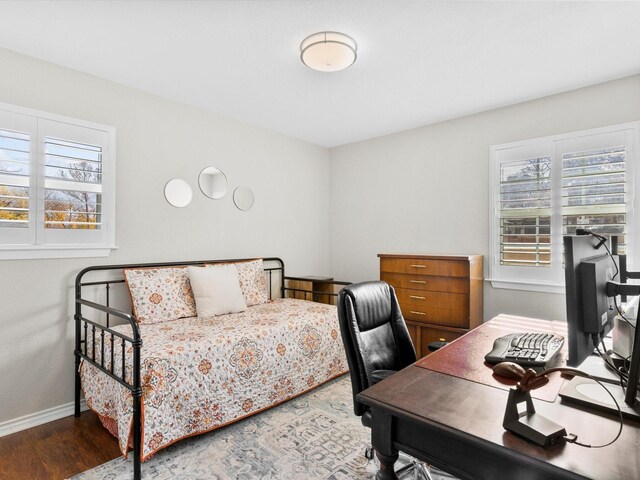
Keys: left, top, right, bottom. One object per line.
{"left": 75, "top": 257, "right": 285, "bottom": 325}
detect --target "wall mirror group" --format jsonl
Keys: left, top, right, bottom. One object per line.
{"left": 164, "top": 166, "right": 254, "bottom": 211}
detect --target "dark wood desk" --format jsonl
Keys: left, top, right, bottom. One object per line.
{"left": 356, "top": 315, "right": 640, "bottom": 480}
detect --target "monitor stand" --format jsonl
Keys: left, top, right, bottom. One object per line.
{"left": 559, "top": 355, "right": 640, "bottom": 421}
{"left": 576, "top": 354, "right": 621, "bottom": 385}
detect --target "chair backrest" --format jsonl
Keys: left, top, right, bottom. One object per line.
{"left": 337, "top": 281, "right": 417, "bottom": 416}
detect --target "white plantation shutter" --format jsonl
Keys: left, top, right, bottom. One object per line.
{"left": 490, "top": 123, "right": 638, "bottom": 292}
{"left": 0, "top": 103, "right": 115, "bottom": 259}
{"left": 499, "top": 156, "right": 551, "bottom": 268}
{"left": 0, "top": 109, "right": 36, "bottom": 245}
{"left": 562, "top": 145, "right": 627, "bottom": 253}
{"left": 44, "top": 138, "right": 103, "bottom": 230}
{"left": 0, "top": 130, "right": 31, "bottom": 228}
{"left": 39, "top": 119, "right": 111, "bottom": 247}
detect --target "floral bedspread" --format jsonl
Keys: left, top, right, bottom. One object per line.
{"left": 80, "top": 298, "right": 348, "bottom": 460}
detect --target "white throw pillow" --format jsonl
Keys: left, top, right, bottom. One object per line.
{"left": 187, "top": 265, "right": 247, "bottom": 317}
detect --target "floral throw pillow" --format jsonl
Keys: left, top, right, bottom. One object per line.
{"left": 232, "top": 259, "right": 269, "bottom": 306}
{"left": 124, "top": 267, "right": 197, "bottom": 324}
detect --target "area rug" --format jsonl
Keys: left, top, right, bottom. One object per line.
{"left": 71, "top": 375, "right": 456, "bottom": 480}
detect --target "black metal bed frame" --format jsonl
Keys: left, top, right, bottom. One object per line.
{"left": 74, "top": 257, "right": 349, "bottom": 480}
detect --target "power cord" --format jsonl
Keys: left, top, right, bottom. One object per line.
{"left": 560, "top": 370, "right": 624, "bottom": 448}
{"left": 576, "top": 228, "right": 619, "bottom": 279}
{"left": 613, "top": 296, "right": 635, "bottom": 328}
{"left": 579, "top": 229, "right": 636, "bottom": 376}
{"left": 592, "top": 333, "right": 629, "bottom": 384}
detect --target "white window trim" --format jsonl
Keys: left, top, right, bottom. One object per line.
{"left": 0, "top": 102, "right": 116, "bottom": 260}
{"left": 489, "top": 121, "right": 640, "bottom": 293}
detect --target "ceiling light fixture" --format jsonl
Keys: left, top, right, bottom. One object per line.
{"left": 300, "top": 31, "right": 357, "bottom": 72}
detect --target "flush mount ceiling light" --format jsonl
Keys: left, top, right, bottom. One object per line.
{"left": 300, "top": 31, "right": 357, "bottom": 72}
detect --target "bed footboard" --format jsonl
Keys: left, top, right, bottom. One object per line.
{"left": 74, "top": 269, "right": 144, "bottom": 479}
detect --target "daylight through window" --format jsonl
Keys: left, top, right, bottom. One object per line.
{"left": 0, "top": 103, "right": 115, "bottom": 259}
{"left": 490, "top": 123, "right": 638, "bottom": 293}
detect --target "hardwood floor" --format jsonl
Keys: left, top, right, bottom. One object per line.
{"left": 0, "top": 411, "right": 121, "bottom": 480}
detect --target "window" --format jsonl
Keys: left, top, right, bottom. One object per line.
{"left": 0, "top": 103, "right": 115, "bottom": 259}
{"left": 489, "top": 122, "right": 639, "bottom": 293}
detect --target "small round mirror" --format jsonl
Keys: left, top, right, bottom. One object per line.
{"left": 164, "top": 179, "right": 193, "bottom": 208}
{"left": 198, "top": 166, "right": 228, "bottom": 199}
{"left": 233, "top": 186, "right": 254, "bottom": 211}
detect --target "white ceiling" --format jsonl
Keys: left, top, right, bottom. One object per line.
{"left": 0, "top": 1, "right": 639, "bottom": 148}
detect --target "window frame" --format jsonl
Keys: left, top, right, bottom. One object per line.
{"left": 489, "top": 122, "right": 639, "bottom": 294}
{"left": 0, "top": 102, "right": 116, "bottom": 260}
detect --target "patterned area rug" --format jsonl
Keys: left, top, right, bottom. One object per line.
{"left": 71, "top": 375, "right": 457, "bottom": 480}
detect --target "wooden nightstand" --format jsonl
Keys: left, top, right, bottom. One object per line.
{"left": 285, "top": 276, "right": 337, "bottom": 305}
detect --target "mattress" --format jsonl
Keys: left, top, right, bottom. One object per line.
{"left": 80, "top": 298, "right": 348, "bottom": 460}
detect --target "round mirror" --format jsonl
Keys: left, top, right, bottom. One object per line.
{"left": 198, "top": 166, "right": 228, "bottom": 199}
{"left": 233, "top": 186, "right": 254, "bottom": 211}
{"left": 164, "top": 179, "right": 193, "bottom": 208}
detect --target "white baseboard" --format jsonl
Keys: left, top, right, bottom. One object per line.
{"left": 0, "top": 399, "right": 88, "bottom": 438}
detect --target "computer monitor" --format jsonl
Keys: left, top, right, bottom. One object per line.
{"left": 563, "top": 234, "right": 617, "bottom": 367}
{"left": 563, "top": 233, "right": 640, "bottom": 413}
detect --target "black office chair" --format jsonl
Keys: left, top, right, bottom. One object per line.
{"left": 337, "top": 281, "right": 432, "bottom": 480}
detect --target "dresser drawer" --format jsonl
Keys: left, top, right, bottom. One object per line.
{"left": 382, "top": 272, "right": 469, "bottom": 294}
{"left": 398, "top": 289, "right": 469, "bottom": 328}
{"left": 405, "top": 321, "right": 467, "bottom": 358}
{"left": 417, "top": 325, "right": 465, "bottom": 355}
{"left": 395, "top": 288, "right": 469, "bottom": 313}
{"left": 404, "top": 308, "right": 468, "bottom": 327}
{"left": 380, "top": 258, "right": 469, "bottom": 277}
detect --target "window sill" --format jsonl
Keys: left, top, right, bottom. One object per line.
{"left": 0, "top": 245, "right": 117, "bottom": 260}
{"left": 486, "top": 278, "right": 565, "bottom": 295}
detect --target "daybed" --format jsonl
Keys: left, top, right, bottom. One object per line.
{"left": 74, "top": 257, "right": 350, "bottom": 480}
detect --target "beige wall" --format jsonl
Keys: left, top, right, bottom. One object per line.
{"left": 329, "top": 74, "right": 640, "bottom": 322}
{"left": 0, "top": 47, "right": 331, "bottom": 424}
{"left": 1, "top": 44, "right": 639, "bottom": 429}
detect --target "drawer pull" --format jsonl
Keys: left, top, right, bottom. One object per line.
{"left": 410, "top": 280, "right": 427, "bottom": 284}
{"left": 409, "top": 295, "right": 426, "bottom": 300}
{"left": 410, "top": 311, "right": 426, "bottom": 316}
{"left": 410, "top": 264, "right": 427, "bottom": 268}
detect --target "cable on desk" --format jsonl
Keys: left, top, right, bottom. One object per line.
{"left": 561, "top": 372, "right": 623, "bottom": 449}
{"left": 593, "top": 333, "right": 629, "bottom": 387}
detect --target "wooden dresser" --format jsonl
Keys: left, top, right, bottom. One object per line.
{"left": 378, "top": 254, "right": 483, "bottom": 358}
